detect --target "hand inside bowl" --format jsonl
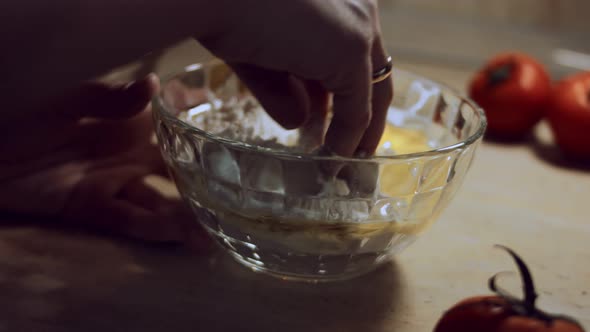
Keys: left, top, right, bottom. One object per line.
{"left": 154, "top": 64, "right": 486, "bottom": 281}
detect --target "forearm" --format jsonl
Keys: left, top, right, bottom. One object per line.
{"left": 2, "top": 0, "right": 227, "bottom": 114}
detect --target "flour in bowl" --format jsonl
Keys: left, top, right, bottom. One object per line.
{"left": 178, "top": 97, "right": 302, "bottom": 150}
{"left": 177, "top": 97, "right": 371, "bottom": 222}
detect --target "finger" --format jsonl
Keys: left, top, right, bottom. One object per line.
{"left": 61, "top": 165, "right": 184, "bottom": 242}
{"left": 76, "top": 108, "right": 156, "bottom": 158}
{"left": 231, "top": 63, "right": 309, "bottom": 129}
{"left": 323, "top": 56, "right": 372, "bottom": 157}
{"left": 297, "top": 80, "right": 330, "bottom": 151}
{"left": 116, "top": 179, "right": 207, "bottom": 245}
{"left": 73, "top": 106, "right": 169, "bottom": 177}
{"left": 53, "top": 74, "right": 160, "bottom": 121}
{"left": 357, "top": 36, "right": 393, "bottom": 156}
{"left": 305, "top": 80, "right": 330, "bottom": 119}
{"left": 104, "top": 200, "right": 185, "bottom": 243}
{"left": 0, "top": 76, "right": 159, "bottom": 160}
{"left": 86, "top": 143, "right": 169, "bottom": 179}
{"left": 115, "top": 177, "right": 193, "bottom": 241}
{"left": 141, "top": 144, "right": 170, "bottom": 178}
{"left": 337, "top": 162, "right": 378, "bottom": 196}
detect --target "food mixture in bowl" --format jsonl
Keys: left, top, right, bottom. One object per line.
{"left": 154, "top": 63, "right": 485, "bottom": 281}
{"left": 174, "top": 102, "right": 441, "bottom": 277}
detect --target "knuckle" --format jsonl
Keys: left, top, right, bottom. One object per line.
{"left": 344, "top": 32, "right": 371, "bottom": 58}
{"left": 365, "top": 0, "right": 378, "bottom": 15}
{"left": 346, "top": 0, "right": 376, "bottom": 22}
{"left": 351, "top": 0, "right": 379, "bottom": 29}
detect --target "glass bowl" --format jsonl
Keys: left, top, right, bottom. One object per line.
{"left": 152, "top": 60, "right": 486, "bottom": 282}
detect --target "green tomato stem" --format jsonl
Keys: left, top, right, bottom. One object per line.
{"left": 496, "top": 245, "right": 538, "bottom": 310}
{"left": 488, "top": 63, "right": 514, "bottom": 87}
{"left": 489, "top": 245, "right": 585, "bottom": 330}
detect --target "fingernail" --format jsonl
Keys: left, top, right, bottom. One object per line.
{"left": 144, "top": 73, "right": 160, "bottom": 89}
{"left": 355, "top": 150, "right": 369, "bottom": 158}
{"left": 354, "top": 146, "right": 376, "bottom": 159}
{"left": 315, "top": 145, "right": 334, "bottom": 157}
{"left": 315, "top": 146, "right": 343, "bottom": 179}
{"left": 125, "top": 73, "right": 159, "bottom": 92}
{"left": 120, "top": 74, "right": 160, "bottom": 112}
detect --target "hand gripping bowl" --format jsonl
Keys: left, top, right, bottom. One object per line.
{"left": 152, "top": 60, "right": 486, "bottom": 282}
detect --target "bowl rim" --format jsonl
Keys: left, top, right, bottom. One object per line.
{"left": 153, "top": 59, "right": 487, "bottom": 162}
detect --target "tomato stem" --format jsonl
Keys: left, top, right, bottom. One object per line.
{"left": 489, "top": 245, "right": 586, "bottom": 329}
{"left": 488, "top": 63, "right": 514, "bottom": 86}
{"left": 495, "top": 245, "right": 538, "bottom": 309}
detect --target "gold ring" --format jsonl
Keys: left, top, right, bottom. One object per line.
{"left": 372, "top": 56, "right": 393, "bottom": 84}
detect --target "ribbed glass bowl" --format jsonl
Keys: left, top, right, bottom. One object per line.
{"left": 152, "top": 60, "right": 486, "bottom": 282}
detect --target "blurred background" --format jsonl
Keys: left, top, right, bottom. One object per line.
{"left": 104, "top": 0, "right": 590, "bottom": 89}
{"left": 379, "top": 0, "right": 590, "bottom": 78}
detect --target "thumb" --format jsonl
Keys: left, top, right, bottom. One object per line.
{"left": 231, "top": 63, "right": 309, "bottom": 129}
{"left": 53, "top": 73, "right": 160, "bottom": 121}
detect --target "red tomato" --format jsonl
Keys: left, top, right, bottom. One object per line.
{"left": 469, "top": 53, "right": 552, "bottom": 139}
{"left": 546, "top": 71, "right": 590, "bottom": 160}
{"left": 435, "top": 295, "right": 584, "bottom": 332}
{"left": 434, "top": 246, "right": 585, "bottom": 332}
{"left": 434, "top": 296, "right": 512, "bottom": 332}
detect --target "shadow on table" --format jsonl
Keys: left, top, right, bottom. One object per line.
{"left": 529, "top": 138, "right": 590, "bottom": 172}
{"left": 0, "top": 228, "right": 406, "bottom": 332}
{"left": 483, "top": 128, "right": 590, "bottom": 172}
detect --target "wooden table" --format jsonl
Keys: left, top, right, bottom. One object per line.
{"left": 1, "top": 44, "right": 588, "bottom": 332}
